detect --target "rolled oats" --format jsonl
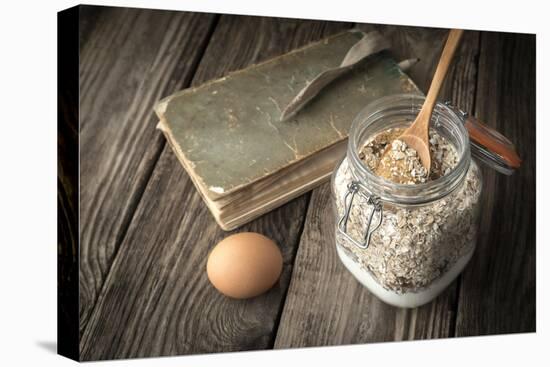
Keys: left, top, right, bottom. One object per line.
{"left": 334, "top": 128, "right": 482, "bottom": 293}
{"left": 361, "top": 127, "right": 458, "bottom": 184}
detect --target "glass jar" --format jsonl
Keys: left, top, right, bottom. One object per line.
{"left": 331, "top": 94, "right": 485, "bottom": 308}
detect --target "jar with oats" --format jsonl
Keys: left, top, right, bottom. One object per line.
{"left": 331, "top": 94, "right": 516, "bottom": 308}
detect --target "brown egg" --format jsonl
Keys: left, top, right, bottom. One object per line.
{"left": 206, "top": 232, "right": 283, "bottom": 299}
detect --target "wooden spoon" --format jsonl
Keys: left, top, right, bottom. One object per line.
{"left": 398, "top": 29, "right": 464, "bottom": 171}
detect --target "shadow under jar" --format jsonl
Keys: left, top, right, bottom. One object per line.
{"left": 331, "top": 94, "right": 484, "bottom": 308}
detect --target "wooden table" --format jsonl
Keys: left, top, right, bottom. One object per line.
{"left": 73, "top": 5, "right": 535, "bottom": 360}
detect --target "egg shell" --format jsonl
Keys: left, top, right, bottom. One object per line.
{"left": 207, "top": 232, "right": 283, "bottom": 299}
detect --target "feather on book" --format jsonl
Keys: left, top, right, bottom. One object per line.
{"left": 154, "top": 29, "right": 419, "bottom": 230}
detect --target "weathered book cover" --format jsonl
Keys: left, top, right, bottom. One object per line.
{"left": 154, "top": 29, "right": 419, "bottom": 229}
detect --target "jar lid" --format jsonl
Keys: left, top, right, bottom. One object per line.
{"left": 445, "top": 102, "right": 521, "bottom": 175}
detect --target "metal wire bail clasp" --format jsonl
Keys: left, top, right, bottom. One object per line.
{"left": 337, "top": 181, "right": 383, "bottom": 249}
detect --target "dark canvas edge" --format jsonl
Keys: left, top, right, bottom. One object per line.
{"left": 57, "top": 4, "right": 80, "bottom": 362}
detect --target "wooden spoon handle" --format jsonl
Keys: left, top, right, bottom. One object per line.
{"left": 465, "top": 116, "right": 522, "bottom": 168}
{"left": 422, "top": 29, "right": 464, "bottom": 114}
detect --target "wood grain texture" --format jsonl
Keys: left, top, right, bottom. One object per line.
{"left": 79, "top": 15, "right": 351, "bottom": 360}
{"left": 274, "top": 28, "right": 482, "bottom": 348}
{"left": 79, "top": 5, "right": 105, "bottom": 52}
{"left": 358, "top": 24, "right": 480, "bottom": 108}
{"left": 75, "top": 8, "right": 536, "bottom": 359}
{"left": 78, "top": 7, "right": 218, "bottom": 337}
{"left": 455, "top": 32, "right": 536, "bottom": 336}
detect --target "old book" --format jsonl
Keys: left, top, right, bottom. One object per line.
{"left": 154, "top": 30, "right": 419, "bottom": 230}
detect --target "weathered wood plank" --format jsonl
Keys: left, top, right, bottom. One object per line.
{"left": 79, "top": 5, "right": 105, "bottom": 52}
{"left": 455, "top": 32, "right": 536, "bottom": 336}
{"left": 79, "top": 15, "right": 351, "bottom": 360}
{"left": 78, "top": 7, "right": 218, "bottom": 338}
{"left": 358, "top": 24, "right": 479, "bottom": 102}
{"left": 274, "top": 27, "right": 481, "bottom": 348}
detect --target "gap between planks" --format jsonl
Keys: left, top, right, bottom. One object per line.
{"left": 273, "top": 28, "right": 482, "bottom": 347}
{"left": 79, "top": 16, "right": 352, "bottom": 360}
{"left": 78, "top": 8, "right": 220, "bottom": 341}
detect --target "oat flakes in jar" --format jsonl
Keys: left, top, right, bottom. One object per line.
{"left": 331, "top": 94, "right": 518, "bottom": 308}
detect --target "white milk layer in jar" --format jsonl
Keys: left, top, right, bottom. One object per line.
{"left": 331, "top": 94, "right": 483, "bottom": 308}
